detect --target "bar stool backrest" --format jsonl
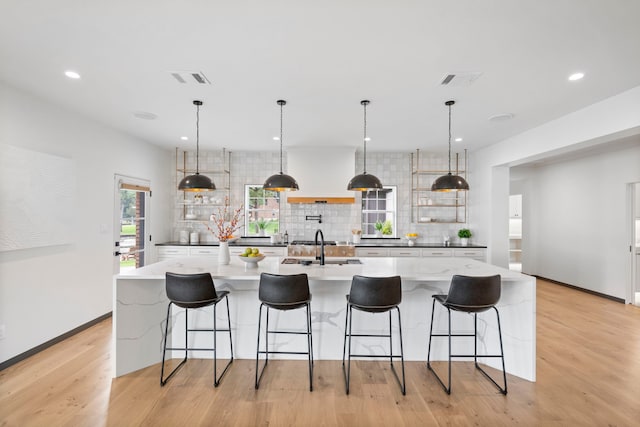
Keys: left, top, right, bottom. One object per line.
{"left": 349, "top": 275, "right": 402, "bottom": 312}
{"left": 259, "top": 273, "right": 310, "bottom": 309}
{"left": 445, "top": 274, "right": 501, "bottom": 312}
{"left": 166, "top": 272, "right": 218, "bottom": 309}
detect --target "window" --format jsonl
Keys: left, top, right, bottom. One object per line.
{"left": 245, "top": 185, "right": 280, "bottom": 236}
{"left": 361, "top": 186, "right": 396, "bottom": 237}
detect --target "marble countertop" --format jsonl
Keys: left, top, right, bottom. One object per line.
{"left": 117, "top": 256, "right": 523, "bottom": 282}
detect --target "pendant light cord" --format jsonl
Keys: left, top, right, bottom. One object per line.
{"left": 362, "top": 100, "right": 369, "bottom": 174}
{"left": 279, "top": 101, "right": 284, "bottom": 174}
{"left": 195, "top": 102, "right": 200, "bottom": 174}
{"left": 447, "top": 102, "right": 452, "bottom": 174}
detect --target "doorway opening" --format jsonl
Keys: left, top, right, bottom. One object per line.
{"left": 509, "top": 194, "right": 522, "bottom": 272}
{"left": 114, "top": 175, "right": 151, "bottom": 274}
{"left": 631, "top": 182, "right": 640, "bottom": 306}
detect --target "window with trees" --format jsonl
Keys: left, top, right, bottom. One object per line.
{"left": 245, "top": 185, "right": 280, "bottom": 236}
{"left": 361, "top": 186, "right": 396, "bottom": 237}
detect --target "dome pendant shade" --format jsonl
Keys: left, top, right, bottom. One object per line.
{"left": 431, "top": 100, "right": 469, "bottom": 192}
{"left": 178, "top": 172, "right": 215, "bottom": 192}
{"left": 348, "top": 100, "right": 383, "bottom": 191}
{"left": 347, "top": 172, "right": 383, "bottom": 191}
{"left": 431, "top": 173, "right": 469, "bottom": 192}
{"left": 263, "top": 99, "right": 299, "bottom": 192}
{"left": 179, "top": 100, "right": 215, "bottom": 192}
{"left": 263, "top": 172, "right": 299, "bottom": 192}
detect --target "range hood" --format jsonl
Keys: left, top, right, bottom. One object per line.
{"left": 286, "top": 147, "right": 356, "bottom": 204}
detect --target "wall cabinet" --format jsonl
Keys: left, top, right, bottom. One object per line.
{"left": 410, "top": 149, "right": 467, "bottom": 224}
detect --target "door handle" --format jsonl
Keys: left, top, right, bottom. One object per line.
{"left": 114, "top": 251, "right": 121, "bottom": 256}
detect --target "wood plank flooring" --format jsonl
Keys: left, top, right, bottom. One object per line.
{"left": 1, "top": 278, "right": 640, "bottom": 426}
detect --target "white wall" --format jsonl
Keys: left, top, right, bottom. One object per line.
{"left": 518, "top": 144, "right": 640, "bottom": 298}
{"left": 471, "top": 85, "right": 640, "bottom": 299}
{"left": 0, "top": 82, "right": 172, "bottom": 363}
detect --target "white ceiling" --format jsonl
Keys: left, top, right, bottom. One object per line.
{"left": 1, "top": 1, "right": 639, "bottom": 154}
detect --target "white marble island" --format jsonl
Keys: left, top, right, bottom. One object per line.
{"left": 114, "top": 257, "right": 536, "bottom": 382}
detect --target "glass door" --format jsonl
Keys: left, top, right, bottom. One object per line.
{"left": 114, "top": 175, "right": 151, "bottom": 274}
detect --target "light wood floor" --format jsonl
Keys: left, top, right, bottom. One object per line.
{"left": 1, "top": 278, "right": 640, "bottom": 426}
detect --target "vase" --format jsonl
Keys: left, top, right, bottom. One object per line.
{"left": 218, "top": 241, "right": 230, "bottom": 265}
{"left": 460, "top": 238, "right": 469, "bottom": 246}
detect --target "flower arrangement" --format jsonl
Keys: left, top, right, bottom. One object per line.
{"left": 204, "top": 197, "right": 244, "bottom": 242}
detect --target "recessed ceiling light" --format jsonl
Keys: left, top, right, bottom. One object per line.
{"left": 180, "top": 136, "right": 188, "bottom": 141}
{"left": 488, "top": 113, "right": 514, "bottom": 122}
{"left": 364, "top": 137, "right": 371, "bottom": 141}
{"left": 568, "top": 72, "right": 585, "bottom": 81}
{"left": 133, "top": 111, "right": 158, "bottom": 120}
{"left": 273, "top": 136, "right": 280, "bottom": 141}
{"left": 64, "top": 70, "right": 81, "bottom": 79}
{"left": 455, "top": 137, "right": 463, "bottom": 142}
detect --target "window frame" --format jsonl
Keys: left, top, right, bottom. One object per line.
{"left": 244, "top": 184, "right": 280, "bottom": 236}
{"left": 361, "top": 186, "right": 397, "bottom": 237}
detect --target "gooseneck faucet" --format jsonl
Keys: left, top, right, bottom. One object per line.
{"left": 314, "top": 229, "right": 325, "bottom": 266}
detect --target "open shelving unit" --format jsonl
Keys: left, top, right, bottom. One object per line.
{"left": 174, "top": 148, "right": 232, "bottom": 231}
{"left": 410, "top": 149, "right": 467, "bottom": 224}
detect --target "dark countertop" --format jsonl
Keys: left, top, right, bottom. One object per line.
{"left": 156, "top": 240, "right": 486, "bottom": 249}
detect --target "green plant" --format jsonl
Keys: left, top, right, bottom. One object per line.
{"left": 458, "top": 228, "right": 472, "bottom": 238}
{"left": 256, "top": 218, "right": 268, "bottom": 230}
{"left": 382, "top": 220, "right": 393, "bottom": 235}
{"left": 374, "top": 221, "right": 383, "bottom": 231}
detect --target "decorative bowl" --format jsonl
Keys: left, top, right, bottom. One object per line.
{"left": 238, "top": 254, "right": 265, "bottom": 267}
{"left": 405, "top": 235, "right": 418, "bottom": 246}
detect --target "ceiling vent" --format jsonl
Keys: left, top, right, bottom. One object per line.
{"left": 169, "top": 71, "right": 211, "bottom": 85}
{"left": 440, "top": 72, "right": 483, "bottom": 86}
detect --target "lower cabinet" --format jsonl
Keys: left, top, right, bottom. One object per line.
{"left": 388, "top": 248, "right": 422, "bottom": 257}
{"left": 159, "top": 246, "right": 484, "bottom": 262}
{"left": 157, "top": 247, "right": 189, "bottom": 261}
{"left": 356, "top": 247, "right": 486, "bottom": 261}
{"left": 421, "top": 249, "right": 454, "bottom": 257}
{"left": 453, "top": 249, "right": 486, "bottom": 261}
{"left": 158, "top": 245, "right": 285, "bottom": 261}
{"left": 355, "top": 248, "right": 389, "bottom": 257}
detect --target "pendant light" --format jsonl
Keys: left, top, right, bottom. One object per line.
{"left": 263, "top": 100, "right": 299, "bottom": 191}
{"left": 347, "top": 100, "right": 383, "bottom": 191}
{"left": 431, "top": 100, "right": 469, "bottom": 192}
{"left": 178, "top": 100, "right": 216, "bottom": 191}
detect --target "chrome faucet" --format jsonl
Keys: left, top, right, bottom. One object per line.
{"left": 314, "top": 229, "right": 325, "bottom": 265}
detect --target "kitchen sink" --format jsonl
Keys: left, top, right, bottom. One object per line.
{"left": 281, "top": 258, "right": 362, "bottom": 265}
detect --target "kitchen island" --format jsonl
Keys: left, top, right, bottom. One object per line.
{"left": 114, "top": 257, "right": 535, "bottom": 382}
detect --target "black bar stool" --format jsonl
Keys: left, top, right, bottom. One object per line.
{"left": 427, "top": 274, "right": 507, "bottom": 395}
{"left": 342, "top": 275, "right": 406, "bottom": 395}
{"left": 161, "top": 272, "right": 233, "bottom": 387}
{"left": 255, "top": 273, "right": 314, "bottom": 391}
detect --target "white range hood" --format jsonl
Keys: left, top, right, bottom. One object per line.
{"left": 286, "top": 146, "right": 356, "bottom": 204}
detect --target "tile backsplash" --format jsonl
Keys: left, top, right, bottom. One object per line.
{"left": 172, "top": 149, "right": 470, "bottom": 244}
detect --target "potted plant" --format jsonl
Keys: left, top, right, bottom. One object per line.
{"left": 374, "top": 221, "right": 384, "bottom": 237}
{"left": 256, "top": 218, "right": 268, "bottom": 236}
{"left": 458, "top": 228, "right": 472, "bottom": 246}
{"left": 382, "top": 220, "right": 393, "bottom": 236}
